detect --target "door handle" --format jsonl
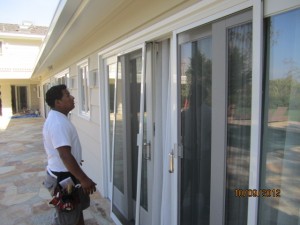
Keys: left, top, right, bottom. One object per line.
{"left": 169, "top": 151, "right": 174, "bottom": 173}
{"left": 143, "top": 142, "right": 151, "bottom": 160}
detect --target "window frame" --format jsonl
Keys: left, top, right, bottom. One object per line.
{"left": 55, "top": 68, "right": 70, "bottom": 86}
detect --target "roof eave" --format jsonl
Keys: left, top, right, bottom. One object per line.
{"left": 0, "top": 32, "right": 45, "bottom": 40}
{"left": 31, "top": 0, "right": 82, "bottom": 78}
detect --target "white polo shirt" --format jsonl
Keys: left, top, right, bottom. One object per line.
{"left": 43, "top": 110, "right": 82, "bottom": 172}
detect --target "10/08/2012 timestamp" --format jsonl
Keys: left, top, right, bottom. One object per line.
{"left": 234, "top": 189, "right": 281, "bottom": 197}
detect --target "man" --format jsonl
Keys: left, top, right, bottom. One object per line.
{"left": 43, "top": 84, "right": 97, "bottom": 225}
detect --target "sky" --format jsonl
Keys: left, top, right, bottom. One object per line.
{"left": 269, "top": 9, "right": 300, "bottom": 80}
{"left": 0, "top": 0, "right": 60, "bottom": 26}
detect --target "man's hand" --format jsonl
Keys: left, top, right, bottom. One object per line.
{"left": 80, "top": 177, "right": 97, "bottom": 195}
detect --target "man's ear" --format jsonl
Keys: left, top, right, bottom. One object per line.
{"left": 54, "top": 99, "right": 61, "bottom": 108}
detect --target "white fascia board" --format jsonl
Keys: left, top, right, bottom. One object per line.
{"left": 0, "top": 32, "right": 45, "bottom": 40}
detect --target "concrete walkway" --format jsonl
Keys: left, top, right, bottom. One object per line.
{"left": 0, "top": 117, "right": 115, "bottom": 225}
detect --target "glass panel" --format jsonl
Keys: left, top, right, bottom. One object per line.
{"left": 129, "top": 52, "right": 147, "bottom": 209}
{"left": 259, "top": 8, "right": 300, "bottom": 225}
{"left": 180, "top": 36, "right": 212, "bottom": 225}
{"left": 141, "top": 84, "right": 148, "bottom": 210}
{"left": 113, "top": 61, "right": 124, "bottom": 193}
{"left": 129, "top": 50, "right": 148, "bottom": 209}
{"left": 225, "top": 22, "right": 252, "bottom": 225}
{"left": 84, "top": 66, "right": 90, "bottom": 112}
{"left": 80, "top": 68, "right": 85, "bottom": 112}
{"left": 11, "top": 85, "right": 16, "bottom": 114}
{"left": 18, "top": 86, "right": 28, "bottom": 112}
{"left": 80, "top": 65, "right": 89, "bottom": 113}
{"left": 112, "top": 50, "right": 145, "bottom": 222}
{"left": 62, "top": 76, "right": 66, "bottom": 85}
{"left": 108, "top": 63, "right": 117, "bottom": 182}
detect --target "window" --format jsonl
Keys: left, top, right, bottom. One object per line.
{"left": 78, "top": 60, "right": 90, "bottom": 116}
{"left": 259, "top": 8, "right": 300, "bottom": 225}
{"left": 55, "top": 69, "right": 69, "bottom": 86}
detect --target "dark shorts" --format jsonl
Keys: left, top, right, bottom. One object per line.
{"left": 43, "top": 172, "right": 90, "bottom": 225}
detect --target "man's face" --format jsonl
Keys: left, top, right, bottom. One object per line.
{"left": 57, "top": 89, "right": 75, "bottom": 112}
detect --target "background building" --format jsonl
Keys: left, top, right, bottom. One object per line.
{"left": 0, "top": 22, "right": 47, "bottom": 117}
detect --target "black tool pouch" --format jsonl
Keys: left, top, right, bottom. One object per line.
{"left": 48, "top": 171, "right": 80, "bottom": 212}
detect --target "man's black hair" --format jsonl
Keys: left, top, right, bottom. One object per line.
{"left": 45, "top": 84, "right": 67, "bottom": 108}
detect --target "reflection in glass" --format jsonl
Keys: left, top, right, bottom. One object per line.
{"left": 108, "top": 63, "right": 117, "bottom": 182}
{"left": 80, "top": 67, "right": 84, "bottom": 111}
{"left": 180, "top": 37, "right": 212, "bottom": 225}
{"left": 113, "top": 61, "right": 124, "bottom": 193}
{"left": 79, "top": 65, "right": 89, "bottom": 113}
{"left": 259, "top": 8, "right": 300, "bottom": 225}
{"left": 225, "top": 22, "right": 252, "bottom": 225}
{"left": 141, "top": 85, "right": 148, "bottom": 210}
{"left": 129, "top": 54, "right": 148, "bottom": 209}
{"left": 131, "top": 56, "right": 141, "bottom": 204}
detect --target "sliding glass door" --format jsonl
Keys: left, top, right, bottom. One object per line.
{"left": 178, "top": 10, "right": 252, "bottom": 225}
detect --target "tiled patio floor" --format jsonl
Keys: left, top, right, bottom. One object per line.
{"left": 0, "top": 117, "right": 115, "bottom": 225}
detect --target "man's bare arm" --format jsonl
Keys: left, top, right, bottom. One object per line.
{"left": 57, "top": 146, "right": 96, "bottom": 195}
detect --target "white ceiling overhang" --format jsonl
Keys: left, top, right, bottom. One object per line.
{"left": 32, "top": 0, "right": 128, "bottom": 78}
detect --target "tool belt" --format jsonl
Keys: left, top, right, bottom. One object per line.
{"left": 49, "top": 171, "right": 80, "bottom": 212}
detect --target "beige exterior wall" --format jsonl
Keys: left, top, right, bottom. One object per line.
{"left": 67, "top": 53, "right": 103, "bottom": 192}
